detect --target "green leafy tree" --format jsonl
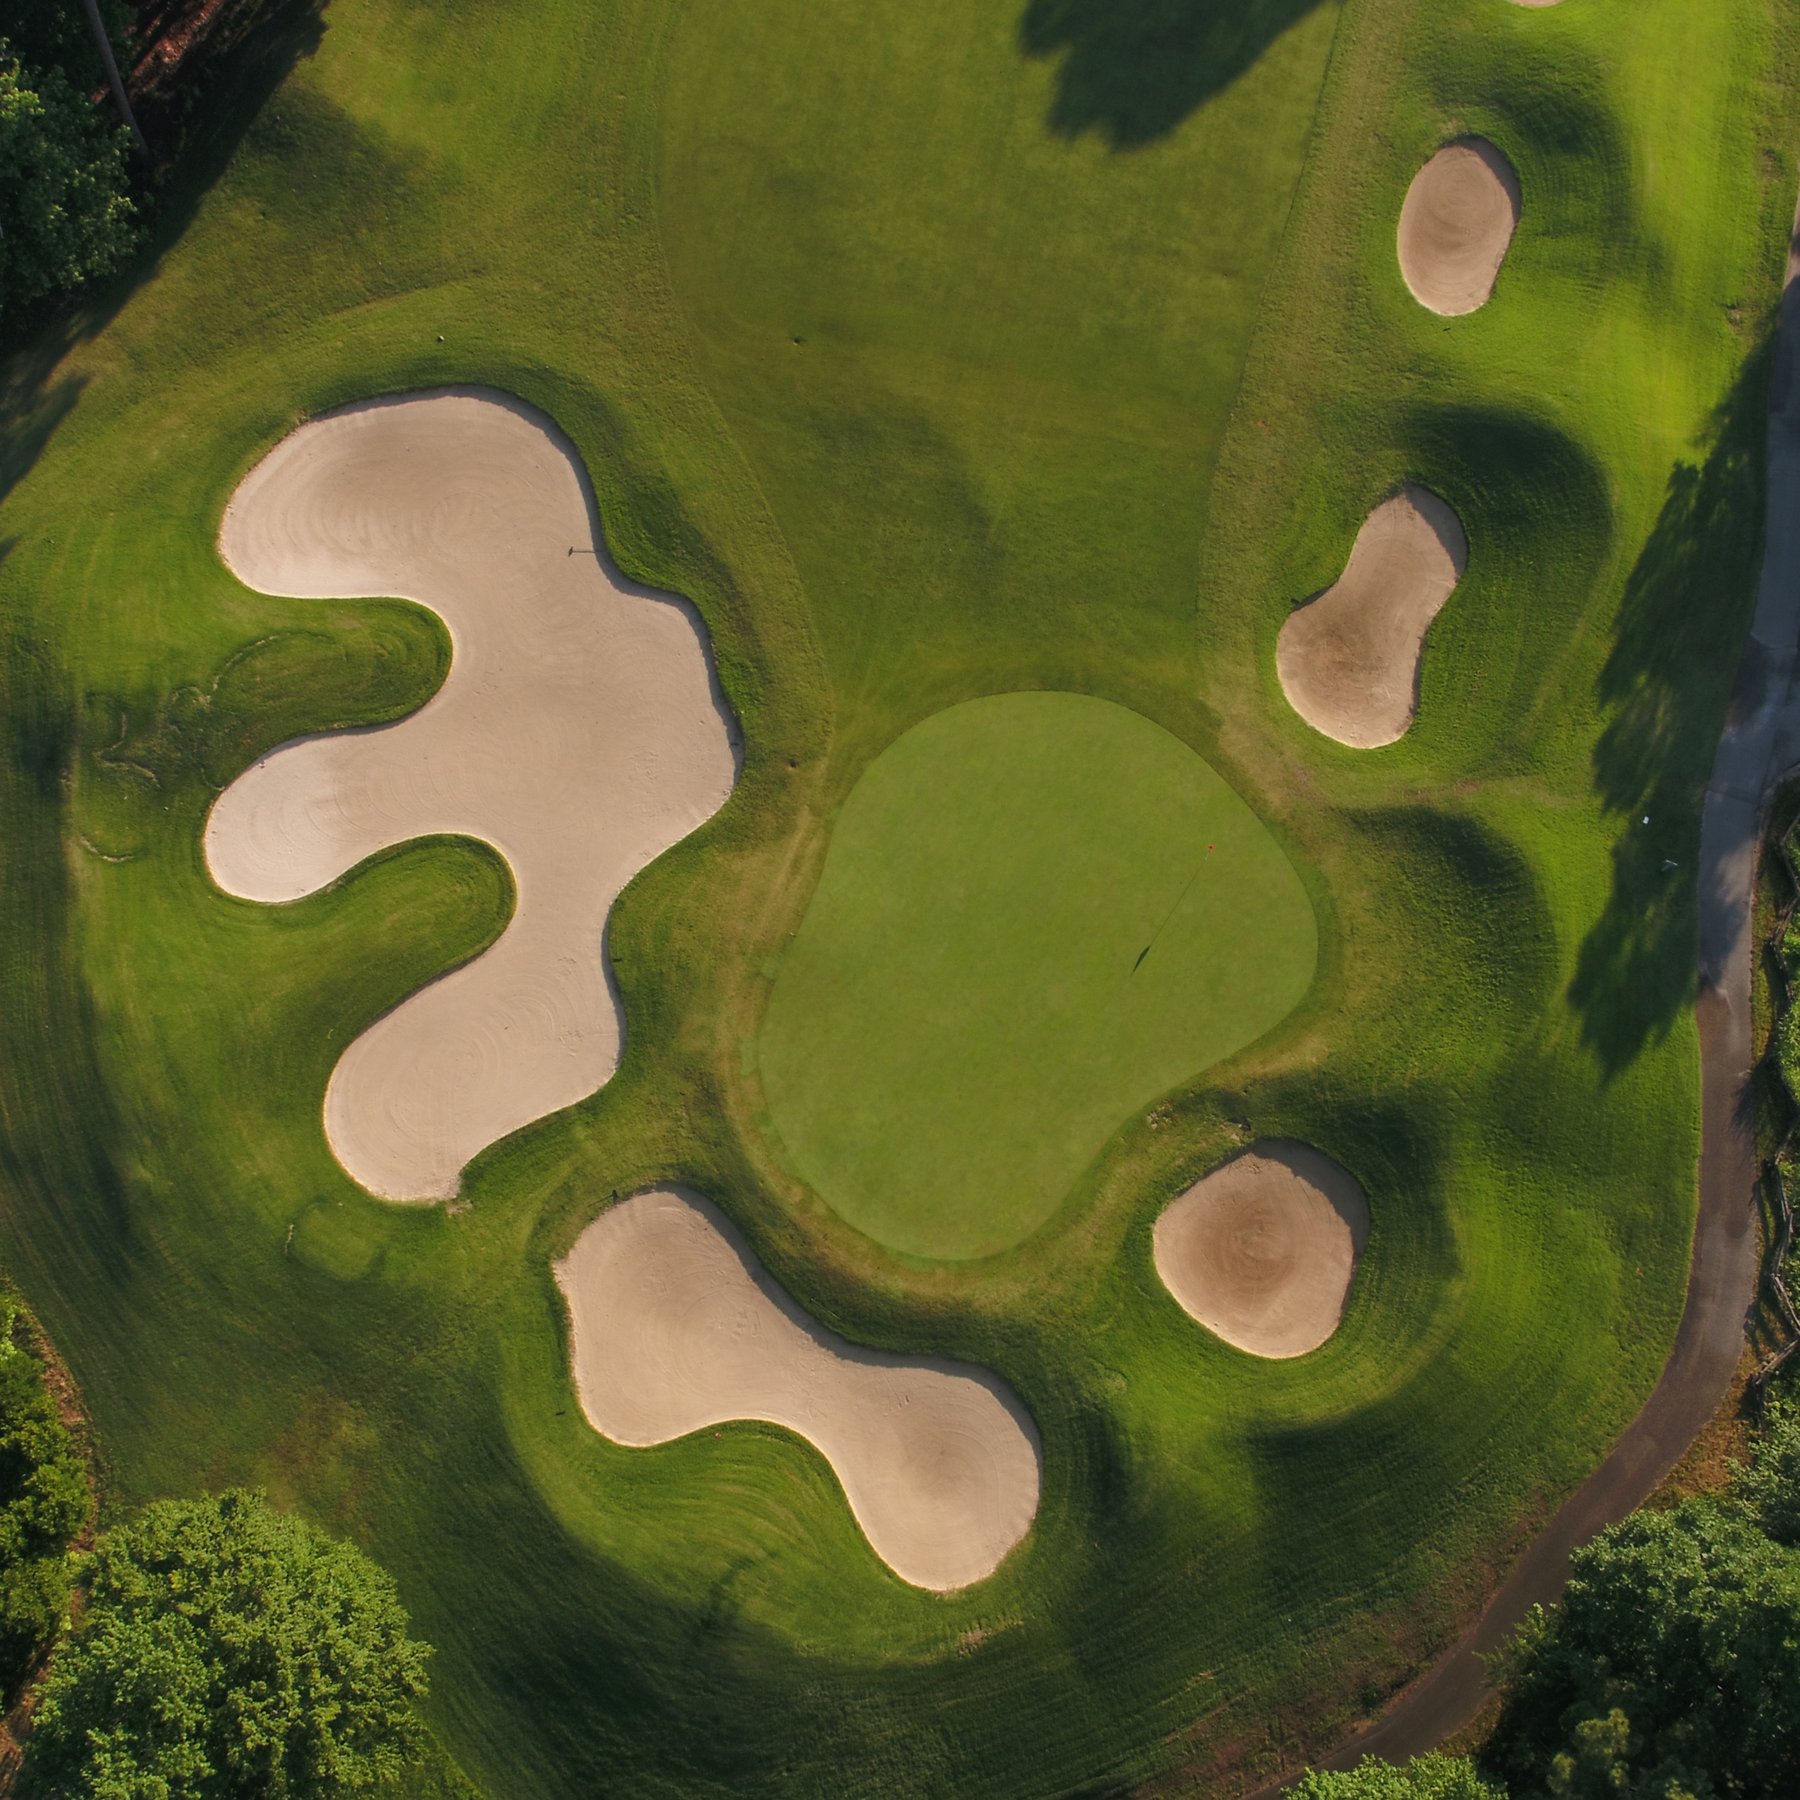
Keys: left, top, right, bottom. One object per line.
{"left": 0, "top": 1300, "right": 87, "bottom": 1683}
{"left": 2, "top": 0, "right": 130, "bottom": 88}
{"left": 1487, "top": 1500, "right": 1800, "bottom": 1799}
{"left": 21, "top": 1489, "right": 432, "bottom": 1799}
{"left": 1290, "top": 1752, "right": 1506, "bottom": 1798}
{"left": 1735, "top": 1399, "right": 1800, "bottom": 1548}
{"left": 0, "top": 38, "right": 136, "bottom": 318}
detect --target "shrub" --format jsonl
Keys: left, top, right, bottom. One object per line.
{"left": 1289, "top": 1752, "right": 1505, "bottom": 1798}
{"left": 21, "top": 1489, "right": 432, "bottom": 1799}
{"left": 0, "top": 38, "right": 136, "bottom": 320}
{"left": 0, "top": 1299, "right": 86, "bottom": 1688}
{"left": 1487, "top": 1501, "right": 1800, "bottom": 1799}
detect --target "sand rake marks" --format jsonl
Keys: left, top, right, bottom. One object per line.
{"left": 1276, "top": 484, "right": 1469, "bottom": 748}
{"left": 1153, "top": 1142, "right": 1369, "bottom": 1358}
{"left": 206, "top": 390, "right": 738, "bottom": 1201}
{"left": 1397, "top": 137, "right": 1521, "bottom": 317}
{"left": 557, "top": 1188, "right": 1042, "bottom": 1590}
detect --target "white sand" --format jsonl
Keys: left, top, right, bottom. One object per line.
{"left": 1153, "top": 1142, "right": 1369, "bottom": 1359}
{"left": 206, "top": 391, "right": 738, "bottom": 1200}
{"left": 556, "top": 1187, "right": 1042, "bottom": 1591}
{"left": 1275, "top": 485, "right": 1468, "bottom": 748}
{"left": 1396, "top": 138, "right": 1521, "bottom": 316}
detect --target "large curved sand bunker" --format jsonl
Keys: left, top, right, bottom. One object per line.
{"left": 556, "top": 1187, "right": 1041, "bottom": 1590}
{"left": 1397, "top": 138, "right": 1520, "bottom": 316}
{"left": 1153, "top": 1142, "right": 1369, "bottom": 1358}
{"left": 206, "top": 392, "right": 738, "bottom": 1200}
{"left": 1276, "top": 485, "right": 1468, "bottom": 748}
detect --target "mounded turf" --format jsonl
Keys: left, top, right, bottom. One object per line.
{"left": 757, "top": 691, "right": 1315, "bottom": 1258}
{"left": 0, "top": 1, "right": 1796, "bottom": 1797}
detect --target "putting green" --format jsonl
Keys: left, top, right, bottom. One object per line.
{"left": 757, "top": 692, "right": 1317, "bottom": 1259}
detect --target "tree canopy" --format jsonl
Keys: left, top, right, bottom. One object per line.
{"left": 0, "top": 1299, "right": 87, "bottom": 1686}
{"left": 1289, "top": 1752, "right": 1505, "bottom": 1798}
{"left": 20, "top": 1489, "right": 432, "bottom": 1799}
{"left": 1487, "top": 1495, "right": 1800, "bottom": 1799}
{"left": 1292, "top": 1411, "right": 1800, "bottom": 1799}
{"left": 2, "top": 0, "right": 129, "bottom": 89}
{"left": 0, "top": 36, "right": 136, "bottom": 321}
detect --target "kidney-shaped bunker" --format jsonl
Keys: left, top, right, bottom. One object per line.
{"left": 556, "top": 1186, "right": 1042, "bottom": 1591}
{"left": 1276, "top": 485, "right": 1468, "bottom": 748}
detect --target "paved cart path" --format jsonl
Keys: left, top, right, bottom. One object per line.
{"left": 1250, "top": 196, "right": 1800, "bottom": 1796}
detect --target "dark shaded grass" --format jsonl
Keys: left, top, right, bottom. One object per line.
{"left": 1573, "top": 329, "right": 1778, "bottom": 1073}
{"left": 1019, "top": 0, "right": 1330, "bottom": 147}
{"left": 0, "top": 648, "right": 143, "bottom": 1273}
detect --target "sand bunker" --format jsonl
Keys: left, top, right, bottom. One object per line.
{"left": 206, "top": 391, "right": 737, "bottom": 1200}
{"left": 1397, "top": 138, "right": 1521, "bottom": 316}
{"left": 1275, "top": 485, "right": 1468, "bottom": 748}
{"left": 1153, "top": 1142, "right": 1369, "bottom": 1358}
{"left": 556, "top": 1187, "right": 1041, "bottom": 1590}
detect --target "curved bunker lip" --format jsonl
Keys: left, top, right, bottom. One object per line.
{"left": 555, "top": 1186, "right": 1042, "bottom": 1591}
{"left": 206, "top": 388, "right": 740, "bottom": 1201}
{"left": 1397, "top": 137, "right": 1521, "bottom": 317}
{"left": 1153, "top": 1141, "right": 1370, "bottom": 1359}
{"left": 1276, "top": 484, "right": 1468, "bottom": 749}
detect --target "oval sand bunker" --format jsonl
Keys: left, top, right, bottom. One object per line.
{"left": 1276, "top": 485, "right": 1468, "bottom": 748}
{"left": 556, "top": 1187, "right": 1041, "bottom": 1590}
{"left": 206, "top": 391, "right": 738, "bottom": 1200}
{"left": 1397, "top": 138, "right": 1520, "bottom": 316}
{"left": 1154, "top": 1143, "right": 1370, "bottom": 1358}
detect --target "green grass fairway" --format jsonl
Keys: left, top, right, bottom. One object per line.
{"left": 758, "top": 692, "right": 1315, "bottom": 1257}
{"left": 0, "top": 0, "right": 1797, "bottom": 1795}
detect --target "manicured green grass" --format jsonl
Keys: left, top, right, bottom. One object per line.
{"left": 0, "top": 0, "right": 1794, "bottom": 1795}
{"left": 757, "top": 691, "right": 1316, "bottom": 1257}
{"left": 653, "top": 0, "right": 1340, "bottom": 767}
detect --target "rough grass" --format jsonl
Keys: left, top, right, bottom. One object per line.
{"left": 0, "top": 0, "right": 1793, "bottom": 1795}
{"left": 755, "top": 691, "right": 1316, "bottom": 1258}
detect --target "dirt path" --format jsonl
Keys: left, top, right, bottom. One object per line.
{"left": 1248, "top": 192, "right": 1800, "bottom": 1796}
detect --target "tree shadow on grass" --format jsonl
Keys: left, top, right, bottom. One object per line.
{"left": 1569, "top": 326, "right": 1777, "bottom": 1076}
{"left": 0, "top": 1, "right": 329, "bottom": 1312}
{"left": 1017, "top": 0, "right": 1326, "bottom": 148}
{"left": 0, "top": 343, "right": 88, "bottom": 518}
{"left": 0, "top": 591, "right": 143, "bottom": 1273}
{"left": 128, "top": 0, "right": 325, "bottom": 171}
{"left": 124, "top": 0, "right": 326, "bottom": 279}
